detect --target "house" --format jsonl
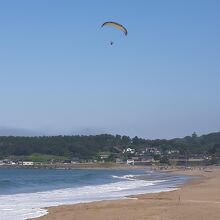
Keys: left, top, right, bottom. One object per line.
{"left": 146, "top": 147, "right": 161, "bottom": 155}
{"left": 3, "top": 159, "right": 10, "bottom": 164}
{"left": 22, "top": 161, "right": 34, "bottom": 166}
{"left": 166, "top": 149, "right": 180, "bottom": 155}
{"left": 127, "top": 159, "right": 134, "bottom": 165}
{"left": 123, "top": 148, "right": 135, "bottom": 154}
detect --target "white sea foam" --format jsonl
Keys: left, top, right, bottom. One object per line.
{"left": 111, "top": 174, "right": 141, "bottom": 180}
{"left": 0, "top": 178, "right": 172, "bottom": 220}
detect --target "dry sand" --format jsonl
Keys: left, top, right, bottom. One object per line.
{"left": 33, "top": 166, "right": 220, "bottom": 220}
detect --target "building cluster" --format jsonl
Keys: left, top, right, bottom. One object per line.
{"left": 102, "top": 145, "right": 210, "bottom": 166}
{"left": 0, "top": 159, "right": 34, "bottom": 166}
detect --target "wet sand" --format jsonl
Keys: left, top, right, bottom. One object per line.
{"left": 33, "top": 167, "right": 220, "bottom": 220}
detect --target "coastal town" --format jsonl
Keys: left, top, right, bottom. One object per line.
{"left": 0, "top": 145, "right": 214, "bottom": 168}
{"left": 1, "top": 1, "right": 220, "bottom": 219}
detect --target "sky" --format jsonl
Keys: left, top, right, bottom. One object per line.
{"left": 0, "top": 0, "right": 220, "bottom": 139}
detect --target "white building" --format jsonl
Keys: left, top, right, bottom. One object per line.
{"left": 146, "top": 147, "right": 161, "bottom": 155}
{"left": 123, "top": 148, "right": 135, "bottom": 154}
{"left": 22, "top": 161, "right": 34, "bottom": 166}
{"left": 127, "top": 159, "right": 134, "bottom": 165}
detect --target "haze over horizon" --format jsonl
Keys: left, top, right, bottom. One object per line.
{"left": 0, "top": 126, "right": 219, "bottom": 140}
{"left": 0, "top": 1, "right": 220, "bottom": 139}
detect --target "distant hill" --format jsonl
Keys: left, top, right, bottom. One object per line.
{"left": 0, "top": 126, "right": 40, "bottom": 136}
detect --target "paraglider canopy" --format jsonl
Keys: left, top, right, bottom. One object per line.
{"left": 101, "top": 21, "right": 128, "bottom": 36}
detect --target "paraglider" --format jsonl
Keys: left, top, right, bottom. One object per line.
{"left": 101, "top": 21, "right": 127, "bottom": 45}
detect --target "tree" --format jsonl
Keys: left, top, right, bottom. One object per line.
{"left": 192, "top": 132, "right": 198, "bottom": 139}
{"left": 160, "top": 156, "right": 170, "bottom": 165}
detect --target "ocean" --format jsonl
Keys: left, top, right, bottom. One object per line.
{"left": 0, "top": 168, "right": 189, "bottom": 220}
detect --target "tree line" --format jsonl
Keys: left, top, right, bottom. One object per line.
{"left": 0, "top": 132, "right": 219, "bottom": 160}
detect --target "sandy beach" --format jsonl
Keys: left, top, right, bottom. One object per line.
{"left": 33, "top": 166, "right": 220, "bottom": 220}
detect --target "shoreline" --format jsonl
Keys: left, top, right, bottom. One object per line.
{"left": 0, "top": 163, "right": 148, "bottom": 170}
{"left": 32, "top": 166, "right": 220, "bottom": 220}
{"left": 34, "top": 167, "right": 220, "bottom": 220}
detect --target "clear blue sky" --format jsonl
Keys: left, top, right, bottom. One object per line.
{"left": 0, "top": 0, "right": 219, "bottom": 139}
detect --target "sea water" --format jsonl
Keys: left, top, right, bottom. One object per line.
{"left": 0, "top": 168, "right": 189, "bottom": 220}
